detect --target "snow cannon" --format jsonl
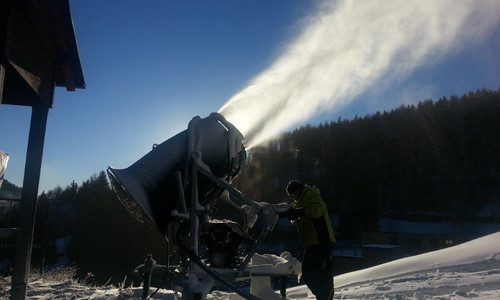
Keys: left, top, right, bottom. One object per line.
{"left": 108, "top": 113, "right": 292, "bottom": 299}
{"left": 107, "top": 113, "right": 246, "bottom": 237}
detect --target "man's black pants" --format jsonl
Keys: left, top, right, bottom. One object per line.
{"left": 302, "top": 244, "right": 334, "bottom": 300}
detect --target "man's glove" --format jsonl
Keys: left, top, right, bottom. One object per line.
{"left": 286, "top": 207, "right": 305, "bottom": 220}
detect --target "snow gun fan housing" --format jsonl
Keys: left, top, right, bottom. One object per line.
{"left": 107, "top": 113, "right": 246, "bottom": 238}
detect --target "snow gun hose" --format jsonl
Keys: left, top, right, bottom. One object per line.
{"left": 180, "top": 245, "right": 261, "bottom": 300}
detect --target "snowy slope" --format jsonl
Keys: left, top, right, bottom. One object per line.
{"left": 1, "top": 232, "right": 499, "bottom": 299}
{"left": 287, "top": 231, "right": 500, "bottom": 299}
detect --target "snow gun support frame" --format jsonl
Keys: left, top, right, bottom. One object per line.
{"left": 172, "top": 156, "right": 269, "bottom": 267}
{"left": 171, "top": 156, "right": 266, "bottom": 300}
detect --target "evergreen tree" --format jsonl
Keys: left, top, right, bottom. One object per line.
{"left": 68, "top": 171, "right": 168, "bottom": 285}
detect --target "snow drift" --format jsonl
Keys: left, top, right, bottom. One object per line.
{"left": 288, "top": 231, "right": 500, "bottom": 299}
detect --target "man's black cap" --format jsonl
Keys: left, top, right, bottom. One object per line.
{"left": 286, "top": 180, "right": 304, "bottom": 195}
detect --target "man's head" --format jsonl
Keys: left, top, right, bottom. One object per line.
{"left": 286, "top": 180, "right": 304, "bottom": 200}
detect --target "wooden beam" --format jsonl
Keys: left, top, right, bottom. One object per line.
{"left": 48, "top": 1, "right": 77, "bottom": 92}
{"left": 0, "top": 64, "right": 5, "bottom": 106}
{"left": 11, "top": 100, "right": 51, "bottom": 300}
{"left": 0, "top": 0, "right": 9, "bottom": 107}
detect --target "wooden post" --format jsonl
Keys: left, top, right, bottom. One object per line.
{"left": 0, "top": 64, "right": 5, "bottom": 105}
{"left": 11, "top": 102, "right": 50, "bottom": 300}
{"left": 0, "top": 0, "right": 9, "bottom": 107}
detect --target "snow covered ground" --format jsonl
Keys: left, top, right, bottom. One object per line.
{"left": 1, "top": 231, "right": 499, "bottom": 299}
{"left": 289, "top": 231, "right": 500, "bottom": 299}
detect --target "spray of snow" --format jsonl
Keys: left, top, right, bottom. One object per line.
{"left": 219, "top": 0, "right": 499, "bottom": 149}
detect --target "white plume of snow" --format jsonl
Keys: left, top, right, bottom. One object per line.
{"left": 219, "top": 0, "right": 499, "bottom": 149}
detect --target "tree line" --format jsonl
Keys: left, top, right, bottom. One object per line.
{"left": 1, "top": 173, "right": 168, "bottom": 285}
{"left": 231, "top": 88, "right": 500, "bottom": 239}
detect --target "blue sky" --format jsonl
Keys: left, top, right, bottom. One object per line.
{"left": 0, "top": 0, "right": 499, "bottom": 193}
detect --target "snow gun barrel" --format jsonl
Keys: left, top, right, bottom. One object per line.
{"left": 107, "top": 113, "right": 246, "bottom": 237}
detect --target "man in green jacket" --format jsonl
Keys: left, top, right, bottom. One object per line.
{"left": 286, "top": 180, "right": 335, "bottom": 300}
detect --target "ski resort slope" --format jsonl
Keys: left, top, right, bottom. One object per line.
{"left": 1, "top": 232, "right": 499, "bottom": 299}
{"left": 286, "top": 231, "right": 500, "bottom": 299}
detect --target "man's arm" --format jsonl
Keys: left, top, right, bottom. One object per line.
{"left": 305, "top": 202, "right": 323, "bottom": 219}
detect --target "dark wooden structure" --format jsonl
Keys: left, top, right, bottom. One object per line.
{"left": 0, "top": 1, "right": 85, "bottom": 299}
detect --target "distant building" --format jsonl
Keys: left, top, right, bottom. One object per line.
{"left": 475, "top": 202, "right": 500, "bottom": 222}
{"left": 362, "top": 217, "right": 500, "bottom": 264}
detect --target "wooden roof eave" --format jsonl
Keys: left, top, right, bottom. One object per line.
{"left": 1, "top": 0, "right": 85, "bottom": 108}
